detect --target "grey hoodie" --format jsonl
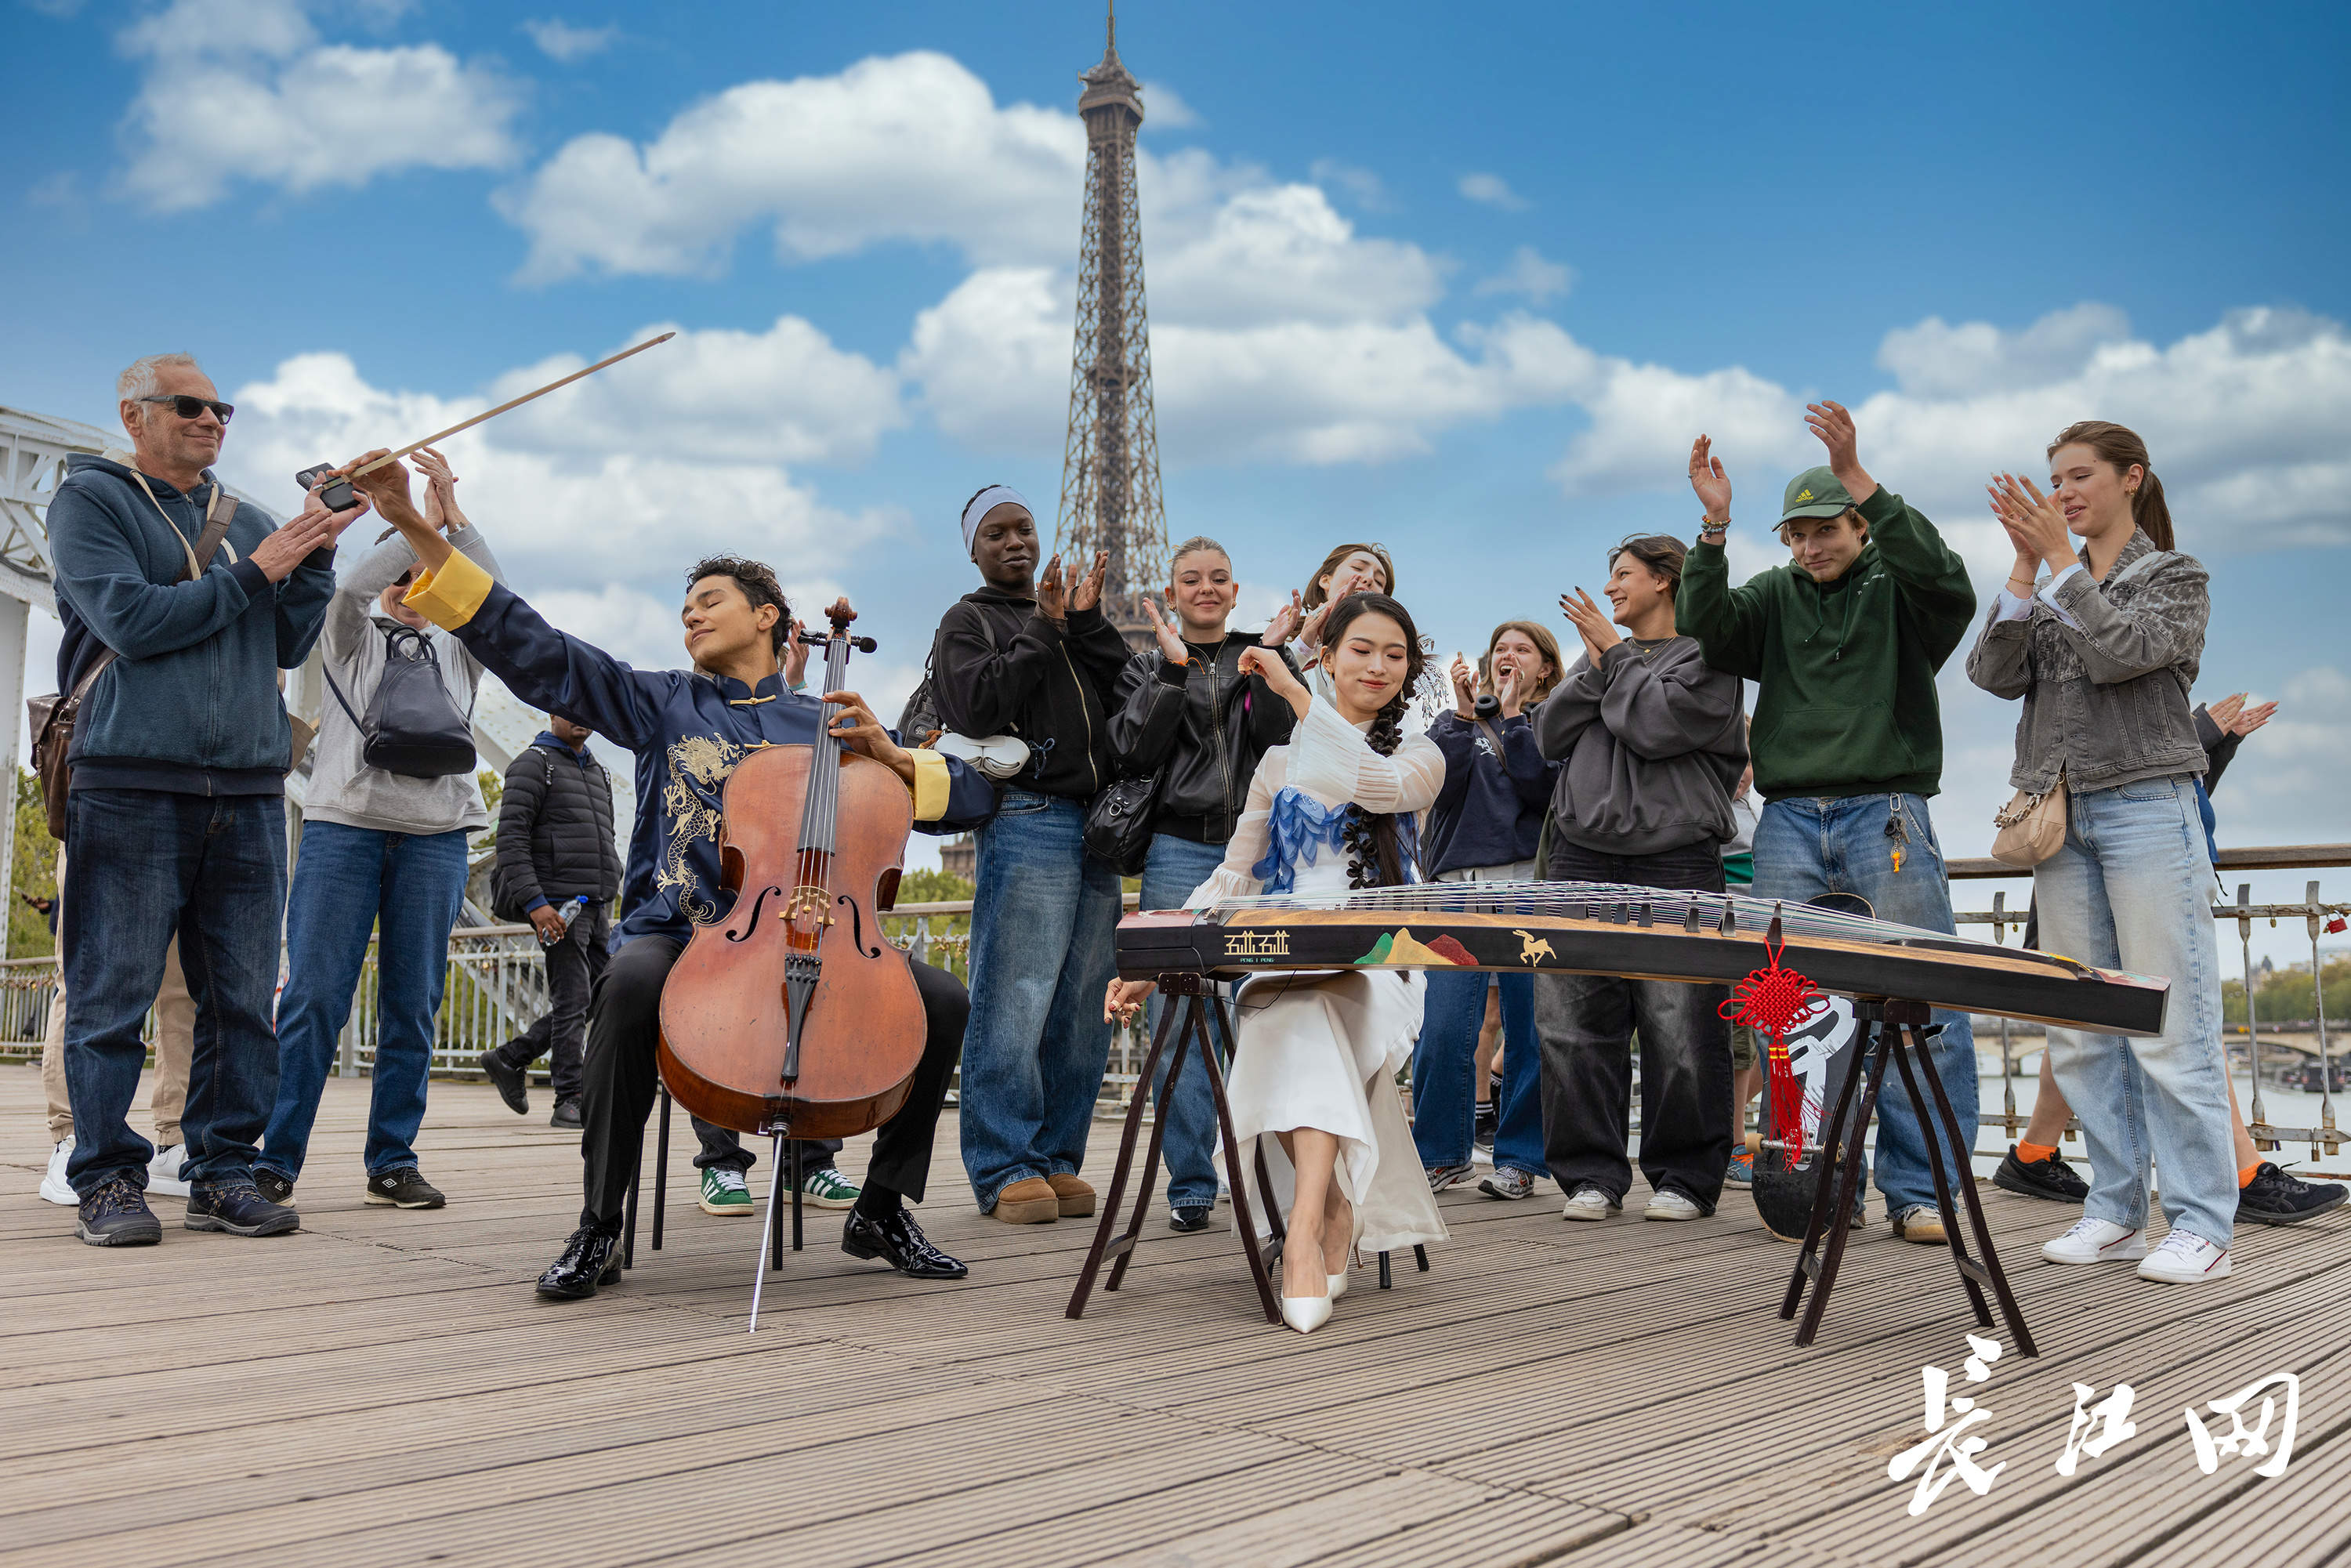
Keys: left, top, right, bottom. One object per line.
{"left": 304, "top": 524, "right": 503, "bottom": 835}
{"left": 1534, "top": 634, "right": 1747, "bottom": 858}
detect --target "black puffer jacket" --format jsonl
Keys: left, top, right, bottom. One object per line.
{"left": 930, "top": 588, "right": 1130, "bottom": 801}
{"left": 492, "top": 731, "right": 620, "bottom": 919}
{"left": 1109, "top": 634, "right": 1299, "bottom": 842}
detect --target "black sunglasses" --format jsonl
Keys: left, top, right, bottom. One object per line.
{"left": 137, "top": 394, "right": 234, "bottom": 423}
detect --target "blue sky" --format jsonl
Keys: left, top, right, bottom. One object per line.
{"left": 5, "top": 1, "right": 2348, "bottom": 924}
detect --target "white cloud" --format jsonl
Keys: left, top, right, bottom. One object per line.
{"left": 523, "top": 19, "right": 618, "bottom": 63}
{"left": 1473, "top": 244, "right": 1574, "bottom": 303}
{"left": 1147, "top": 184, "right": 1445, "bottom": 328}
{"left": 1877, "top": 302, "right": 2132, "bottom": 400}
{"left": 498, "top": 51, "right": 1083, "bottom": 281}
{"left": 1458, "top": 172, "right": 1528, "bottom": 211}
{"left": 217, "top": 350, "right": 895, "bottom": 599}
{"left": 1139, "top": 80, "right": 1201, "bottom": 129}
{"left": 117, "top": 0, "right": 522, "bottom": 212}
{"left": 1310, "top": 158, "right": 1391, "bottom": 212}
{"left": 1546, "top": 304, "right": 2351, "bottom": 565}
{"left": 484, "top": 315, "right": 904, "bottom": 467}
{"left": 2232, "top": 666, "right": 2351, "bottom": 842}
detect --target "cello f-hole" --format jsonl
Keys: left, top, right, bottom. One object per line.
{"left": 727, "top": 885, "right": 785, "bottom": 942}
{"left": 837, "top": 893, "right": 882, "bottom": 958}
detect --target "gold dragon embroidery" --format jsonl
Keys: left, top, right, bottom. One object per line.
{"left": 658, "top": 733, "right": 744, "bottom": 924}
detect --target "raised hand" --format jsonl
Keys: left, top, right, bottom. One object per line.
{"left": 1142, "top": 596, "right": 1188, "bottom": 666}
{"left": 248, "top": 489, "right": 363, "bottom": 582}
{"left": 1689, "top": 435, "right": 1732, "bottom": 523}
{"left": 1035, "top": 552, "right": 1067, "bottom": 621}
{"left": 1070, "top": 550, "right": 1109, "bottom": 614}
{"left": 1449, "top": 653, "right": 1477, "bottom": 719}
{"left": 782, "top": 617, "right": 810, "bottom": 688}
{"left": 1496, "top": 662, "right": 1525, "bottom": 719}
{"left": 1804, "top": 400, "right": 1877, "bottom": 503}
{"left": 412, "top": 446, "right": 467, "bottom": 534}
{"left": 1261, "top": 590, "right": 1304, "bottom": 648}
{"left": 1559, "top": 587, "right": 1620, "bottom": 661}
{"left": 1987, "top": 473, "right": 2073, "bottom": 572}
{"left": 2231, "top": 699, "right": 2278, "bottom": 737}
{"left": 1296, "top": 597, "right": 1333, "bottom": 655}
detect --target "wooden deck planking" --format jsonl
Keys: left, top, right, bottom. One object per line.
{"left": 4, "top": 1065, "right": 2346, "bottom": 1567}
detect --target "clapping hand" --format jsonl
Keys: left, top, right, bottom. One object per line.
{"left": 1142, "top": 596, "right": 1188, "bottom": 665}
{"left": 1449, "top": 653, "right": 1478, "bottom": 719}
{"left": 1261, "top": 591, "right": 1304, "bottom": 648}
{"left": 1494, "top": 662, "right": 1525, "bottom": 719}
{"left": 1035, "top": 553, "right": 1068, "bottom": 621}
{"left": 1689, "top": 435, "right": 1732, "bottom": 524}
{"left": 1803, "top": 400, "right": 1876, "bottom": 502}
{"left": 1237, "top": 644, "right": 1310, "bottom": 716}
{"left": 1070, "top": 551, "right": 1109, "bottom": 614}
{"left": 2206, "top": 692, "right": 2278, "bottom": 739}
{"left": 247, "top": 480, "right": 370, "bottom": 583}
{"left": 1558, "top": 587, "right": 1620, "bottom": 664}
{"left": 412, "top": 447, "right": 466, "bottom": 534}
{"left": 1987, "top": 473, "right": 2074, "bottom": 573}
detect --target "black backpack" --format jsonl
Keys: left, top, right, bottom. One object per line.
{"left": 325, "top": 624, "right": 478, "bottom": 779}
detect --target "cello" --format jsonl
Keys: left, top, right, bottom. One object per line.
{"left": 656, "top": 599, "right": 925, "bottom": 1317}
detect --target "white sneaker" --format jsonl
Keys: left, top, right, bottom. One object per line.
{"left": 1644, "top": 1189, "right": 1702, "bottom": 1222}
{"left": 40, "top": 1136, "right": 76, "bottom": 1205}
{"left": 2138, "top": 1230, "right": 2232, "bottom": 1284}
{"left": 1561, "top": 1185, "right": 1621, "bottom": 1222}
{"left": 2041, "top": 1217, "right": 2146, "bottom": 1266}
{"left": 147, "top": 1143, "right": 191, "bottom": 1198}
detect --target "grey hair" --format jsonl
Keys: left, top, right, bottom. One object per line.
{"left": 1168, "top": 535, "right": 1230, "bottom": 574}
{"left": 118, "top": 353, "right": 203, "bottom": 406}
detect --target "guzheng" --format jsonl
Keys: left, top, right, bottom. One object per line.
{"left": 1117, "top": 881, "right": 2167, "bottom": 1037}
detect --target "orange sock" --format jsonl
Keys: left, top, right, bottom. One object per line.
{"left": 2019, "top": 1141, "right": 2059, "bottom": 1164}
{"left": 2240, "top": 1162, "right": 2262, "bottom": 1190}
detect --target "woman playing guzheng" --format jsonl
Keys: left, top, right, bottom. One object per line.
{"left": 1107, "top": 592, "right": 1449, "bottom": 1335}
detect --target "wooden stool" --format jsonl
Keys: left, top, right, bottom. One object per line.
{"left": 1781, "top": 998, "right": 2038, "bottom": 1354}
{"left": 1067, "top": 976, "right": 1280, "bottom": 1322}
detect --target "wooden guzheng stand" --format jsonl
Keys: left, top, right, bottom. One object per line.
{"left": 1074, "top": 882, "right": 2169, "bottom": 1346}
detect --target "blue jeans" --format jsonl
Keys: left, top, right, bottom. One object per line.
{"left": 1139, "top": 831, "right": 1234, "bottom": 1209}
{"left": 1752, "top": 794, "right": 1978, "bottom": 1215}
{"left": 61, "top": 790, "right": 287, "bottom": 1198}
{"left": 2035, "top": 777, "right": 2236, "bottom": 1247}
{"left": 1413, "top": 971, "right": 1543, "bottom": 1176}
{"left": 959, "top": 791, "right": 1122, "bottom": 1210}
{"left": 261, "top": 822, "right": 469, "bottom": 1180}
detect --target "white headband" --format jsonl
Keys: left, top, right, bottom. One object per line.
{"left": 960, "top": 485, "right": 1031, "bottom": 556}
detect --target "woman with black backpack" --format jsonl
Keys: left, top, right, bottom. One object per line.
{"left": 1108, "top": 536, "right": 1305, "bottom": 1230}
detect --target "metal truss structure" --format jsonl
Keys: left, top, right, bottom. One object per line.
{"left": 1052, "top": 6, "right": 1170, "bottom": 651}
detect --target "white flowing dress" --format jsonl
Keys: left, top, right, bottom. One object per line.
{"left": 1184, "top": 698, "right": 1451, "bottom": 1256}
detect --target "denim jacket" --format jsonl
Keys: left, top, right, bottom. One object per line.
{"left": 1965, "top": 528, "right": 2209, "bottom": 795}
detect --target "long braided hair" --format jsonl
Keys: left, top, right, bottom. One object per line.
{"left": 1320, "top": 591, "right": 1430, "bottom": 889}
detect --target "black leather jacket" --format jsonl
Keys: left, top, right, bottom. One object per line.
{"left": 1108, "top": 632, "right": 1299, "bottom": 843}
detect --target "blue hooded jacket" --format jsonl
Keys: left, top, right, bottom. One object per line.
{"left": 403, "top": 552, "right": 997, "bottom": 947}
{"left": 45, "top": 453, "right": 336, "bottom": 794}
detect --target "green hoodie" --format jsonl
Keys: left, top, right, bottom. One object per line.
{"left": 1679, "top": 485, "right": 1976, "bottom": 802}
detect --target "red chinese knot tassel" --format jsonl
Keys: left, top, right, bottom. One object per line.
{"left": 1719, "top": 917, "right": 1820, "bottom": 1166}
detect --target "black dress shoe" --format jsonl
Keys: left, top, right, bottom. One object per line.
{"left": 536, "top": 1224, "right": 622, "bottom": 1300}
{"left": 842, "top": 1207, "right": 968, "bottom": 1280}
{"left": 1169, "top": 1204, "right": 1212, "bottom": 1233}
{"left": 480, "top": 1050, "right": 528, "bottom": 1114}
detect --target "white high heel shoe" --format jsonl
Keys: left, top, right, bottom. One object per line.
{"left": 1328, "top": 1270, "right": 1348, "bottom": 1302}
{"left": 1281, "top": 1292, "right": 1333, "bottom": 1334}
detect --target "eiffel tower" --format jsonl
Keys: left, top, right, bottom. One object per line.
{"left": 1053, "top": 3, "right": 1168, "bottom": 652}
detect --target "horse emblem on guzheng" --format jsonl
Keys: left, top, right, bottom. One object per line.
{"left": 1514, "top": 929, "right": 1556, "bottom": 967}
{"left": 1352, "top": 929, "right": 1476, "bottom": 967}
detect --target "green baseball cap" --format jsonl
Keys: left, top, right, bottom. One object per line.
{"left": 1780, "top": 466, "right": 1855, "bottom": 523}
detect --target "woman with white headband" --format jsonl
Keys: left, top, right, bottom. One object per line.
{"left": 927, "top": 485, "right": 1133, "bottom": 1226}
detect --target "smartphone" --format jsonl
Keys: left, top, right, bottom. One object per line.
{"left": 295, "top": 464, "right": 356, "bottom": 512}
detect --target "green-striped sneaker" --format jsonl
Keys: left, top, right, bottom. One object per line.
{"left": 698, "top": 1167, "right": 755, "bottom": 1217}
{"left": 799, "top": 1166, "right": 861, "bottom": 1209}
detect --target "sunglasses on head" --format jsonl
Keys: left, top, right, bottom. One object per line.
{"left": 138, "top": 394, "right": 234, "bottom": 423}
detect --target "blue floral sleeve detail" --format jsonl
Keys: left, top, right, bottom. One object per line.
{"left": 1251, "top": 785, "right": 1353, "bottom": 894}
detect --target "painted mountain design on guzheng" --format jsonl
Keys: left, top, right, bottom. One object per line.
{"left": 1351, "top": 929, "right": 1475, "bottom": 967}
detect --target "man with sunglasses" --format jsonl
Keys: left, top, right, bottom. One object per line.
{"left": 44, "top": 352, "right": 366, "bottom": 1247}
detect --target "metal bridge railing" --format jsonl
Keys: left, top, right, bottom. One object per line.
{"left": 2, "top": 854, "right": 2340, "bottom": 1158}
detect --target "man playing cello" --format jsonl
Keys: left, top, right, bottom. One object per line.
{"left": 345, "top": 453, "right": 997, "bottom": 1300}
